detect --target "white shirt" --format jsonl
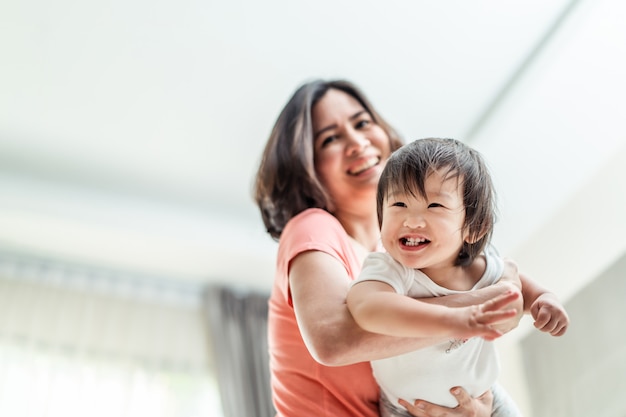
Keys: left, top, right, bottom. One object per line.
{"left": 355, "top": 246, "right": 504, "bottom": 407}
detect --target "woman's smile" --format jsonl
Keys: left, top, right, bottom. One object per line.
{"left": 347, "top": 156, "right": 381, "bottom": 176}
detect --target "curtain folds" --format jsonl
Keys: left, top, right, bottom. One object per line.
{"left": 0, "top": 252, "right": 221, "bottom": 417}
{"left": 204, "top": 286, "right": 274, "bottom": 417}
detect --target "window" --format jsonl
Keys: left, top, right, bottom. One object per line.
{"left": 0, "top": 253, "right": 224, "bottom": 417}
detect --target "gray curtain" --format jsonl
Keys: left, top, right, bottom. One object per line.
{"left": 204, "top": 286, "right": 275, "bottom": 417}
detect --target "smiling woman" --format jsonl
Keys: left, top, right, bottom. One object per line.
{"left": 311, "top": 89, "right": 393, "bottom": 213}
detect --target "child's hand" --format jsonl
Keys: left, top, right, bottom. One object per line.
{"left": 460, "top": 290, "right": 520, "bottom": 341}
{"left": 529, "top": 292, "right": 569, "bottom": 336}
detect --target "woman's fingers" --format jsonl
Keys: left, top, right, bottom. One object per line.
{"left": 398, "top": 386, "right": 492, "bottom": 417}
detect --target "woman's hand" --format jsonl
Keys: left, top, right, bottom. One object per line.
{"left": 399, "top": 386, "right": 493, "bottom": 417}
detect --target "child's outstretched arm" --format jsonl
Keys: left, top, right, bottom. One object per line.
{"left": 519, "top": 272, "right": 570, "bottom": 336}
{"left": 419, "top": 258, "right": 524, "bottom": 335}
{"left": 346, "top": 280, "right": 520, "bottom": 342}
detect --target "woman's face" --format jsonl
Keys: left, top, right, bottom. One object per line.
{"left": 312, "top": 89, "right": 392, "bottom": 210}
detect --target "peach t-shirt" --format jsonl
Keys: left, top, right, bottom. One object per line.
{"left": 268, "top": 208, "right": 379, "bottom": 417}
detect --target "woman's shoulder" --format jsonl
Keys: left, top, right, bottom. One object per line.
{"left": 279, "top": 208, "right": 352, "bottom": 262}
{"left": 291, "top": 207, "right": 336, "bottom": 221}
{"left": 284, "top": 208, "right": 342, "bottom": 234}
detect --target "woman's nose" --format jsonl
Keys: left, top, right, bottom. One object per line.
{"left": 345, "top": 131, "right": 370, "bottom": 155}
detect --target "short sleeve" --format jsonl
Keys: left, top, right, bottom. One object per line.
{"left": 276, "top": 209, "right": 361, "bottom": 305}
{"left": 353, "top": 252, "right": 413, "bottom": 295}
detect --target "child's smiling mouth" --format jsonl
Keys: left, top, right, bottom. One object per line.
{"left": 401, "top": 237, "right": 430, "bottom": 247}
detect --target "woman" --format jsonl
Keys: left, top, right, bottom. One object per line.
{"left": 254, "top": 79, "right": 564, "bottom": 416}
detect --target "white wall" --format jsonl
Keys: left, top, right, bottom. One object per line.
{"left": 469, "top": 0, "right": 626, "bottom": 414}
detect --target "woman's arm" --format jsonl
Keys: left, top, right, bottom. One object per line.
{"left": 289, "top": 251, "right": 521, "bottom": 366}
{"left": 290, "top": 250, "right": 433, "bottom": 365}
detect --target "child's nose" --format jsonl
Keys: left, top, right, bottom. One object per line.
{"left": 403, "top": 213, "right": 426, "bottom": 229}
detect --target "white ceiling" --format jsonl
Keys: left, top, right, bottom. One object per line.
{"left": 1, "top": 0, "right": 624, "bottom": 292}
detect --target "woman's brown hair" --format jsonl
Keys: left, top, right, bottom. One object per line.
{"left": 254, "top": 79, "right": 403, "bottom": 240}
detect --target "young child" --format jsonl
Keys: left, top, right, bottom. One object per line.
{"left": 346, "top": 138, "right": 569, "bottom": 417}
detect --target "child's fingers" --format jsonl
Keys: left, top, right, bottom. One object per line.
{"left": 481, "top": 328, "right": 504, "bottom": 341}
{"left": 481, "top": 290, "right": 520, "bottom": 313}
{"left": 551, "top": 322, "right": 568, "bottom": 336}
{"left": 478, "top": 308, "right": 518, "bottom": 325}
{"left": 532, "top": 305, "right": 569, "bottom": 336}
{"left": 534, "top": 316, "right": 568, "bottom": 336}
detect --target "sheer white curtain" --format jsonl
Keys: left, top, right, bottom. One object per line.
{"left": 0, "top": 252, "right": 223, "bottom": 417}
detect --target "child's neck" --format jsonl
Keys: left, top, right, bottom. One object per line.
{"left": 421, "top": 256, "right": 486, "bottom": 291}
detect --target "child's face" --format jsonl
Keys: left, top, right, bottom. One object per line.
{"left": 380, "top": 169, "right": 469, "bottom": 272}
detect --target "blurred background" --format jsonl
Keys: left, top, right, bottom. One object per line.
{"left": 1, "top": 0, "right": 625, "bottom": 416}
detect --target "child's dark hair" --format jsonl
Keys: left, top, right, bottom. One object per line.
{"left": 376, "top": 138, "right": 497, "bottom": 266}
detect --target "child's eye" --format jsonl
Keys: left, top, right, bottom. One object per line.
{"left": 428, "top": 202, "right": 444, "bottom": 208}
{"left": 391, "top": 202, "right": 407, "bottom": 208}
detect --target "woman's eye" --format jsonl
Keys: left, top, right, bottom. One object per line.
{"left": 320, "top": 135, "right": 338, "bottom": 148}
{"left": 355, "top": 119, "right": 370, "bottom": 129}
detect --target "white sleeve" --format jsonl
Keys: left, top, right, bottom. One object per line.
{"left": 482, "top": 244, "right": 505, "bottom": 285}
{"left": 352, "top": 252, "right": 411, "bottom": 295}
